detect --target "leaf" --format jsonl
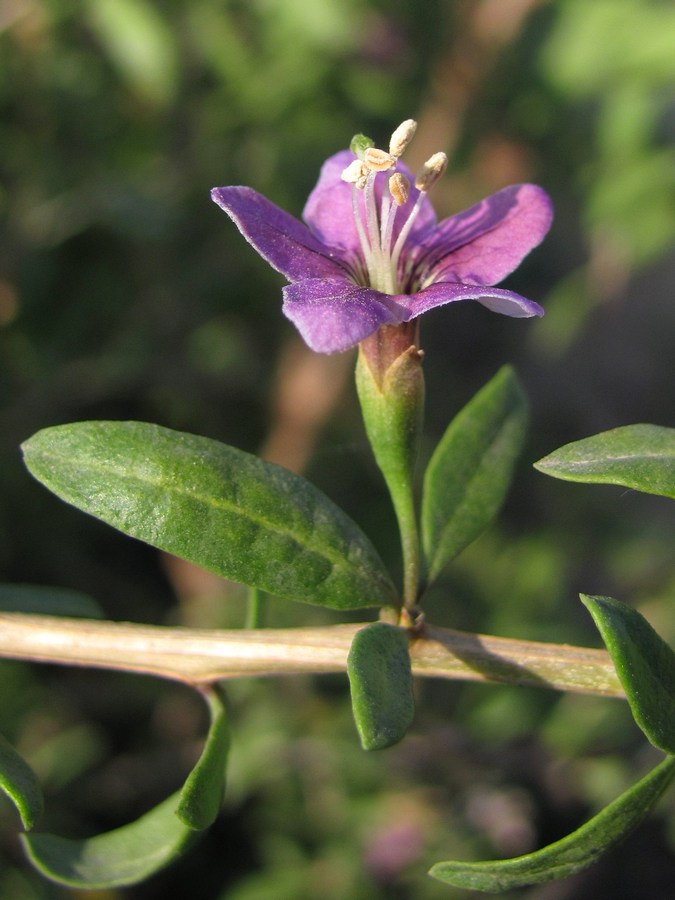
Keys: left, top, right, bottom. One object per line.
{"left": 580, "top": 594, "right": 675, "bottom": 753}
{"left": 422, "top": 367, "right": 527, "bottom": 584}
{"left": 21, "top": 683, "right": 230, "bottom": 887}
{"left": 534, "top": 424, "right": 675, "bottom": 499}
{"left": 429, "top": 754, "right": 675, "bottom": 892}
{"left": 84, "top": 0, "right": 178, "bottom": 107}
{"left": 0, "top": 584, "right": 103, "bottom": 619}
{"left": 347, "top": 622, "right": 414, "bottom": 750}
{"left": 22, "top": 422, "right": 396, "bottom": 611}
{"left": 0, "top": 734, "right": 44, "bottom": 831}
{"left": 176, "top": 686, "right": 229, "bottom": 830}
{"left": 21, "top": 791, "right": 197, "bottom": 889}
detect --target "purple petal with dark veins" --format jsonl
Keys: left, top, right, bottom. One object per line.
{"left": 303, "top": 151, "right": 436, "bottom": 254}
{"left": 211, "top": 186, "right": 351, "bottom": 282}
{"left": 282, "top": 278, "right": 407, "bottom": 353}
{"left": 413, "top": 184, "right": 553, "bottom": 286}
{"left": 400, "top": 282, "right": 545, "bottom": 320}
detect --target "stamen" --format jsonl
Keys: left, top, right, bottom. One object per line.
{"left": 363, "top": 172, "right": 384, "bottom": 280}
{"left": 347, "top": 124, "right": 447, "bottom": 296}
{"left": 380, "top": 191, "right": 392, "bottom": 243}
{"left": 388, "top": 119, "right": 417, "bottom": 158}
{"left": 351, "top": 185, "right": 372, "bottom": 267}
{"left": 380, "top": 192, "right": 397, "bottom": 266}
{"left": 363, "top": 147, "right": 397, "bottom": 172}
{"left": 341, "top": 159, "right": 369, "bottom": 189}
{"left": 388, "top": 172, "right": 410, "bottom": 206}
{"left": 390, "top": 193, "right": 425, "bottom": 275}
{"left": 387, "top": 151, "right": 447, "bottom": 276}
{"left": 415, "top": 152, "right": 448, "bottom": 192}
{"left": 380, "top": 173, "right": 410, "bottom": 274}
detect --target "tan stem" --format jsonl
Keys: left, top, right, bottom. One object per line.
{"left": 0, "top": 614, "right": 622, "bottom": 697}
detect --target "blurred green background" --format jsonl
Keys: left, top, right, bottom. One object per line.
{"left": 1, "top": 0, "right": 674, "bottom": 897}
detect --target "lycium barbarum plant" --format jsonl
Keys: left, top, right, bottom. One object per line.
{"left": 212, "top": 121, "right": 552, "bottom": 611}
{"left": 0, "top": 120, "right": 673, "bottom": 893}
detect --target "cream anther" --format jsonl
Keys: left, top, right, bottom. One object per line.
{"left": 341, "top": 159, "right": 369, "bottom": 188}
{"left": 363, "top": 147, "right": 397, "bottom": 172}
{"left": 415, "top": 152, "right": 448, "bottom": 192}
{"left": 388, "top": 119, "right": 417, "bottom": 158}
{"left": 389, "top": 172, "right": 410, "bottom": 206}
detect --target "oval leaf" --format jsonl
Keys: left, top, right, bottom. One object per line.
{"left": 347, "top": 622, "right": 414, "bottom": 750}
{"left": 534, "top": 424, "right": 675, "bottom": 499}
{"left": 0, "top": 734, "right": 44, "bottom": 831}
{"left": 85, "top": 0, "right": 178, "bottom": 107}
{"left": 176, "top": 685, "right": 229, "bottom": 830}
{"left": 22, "top": 422, "right": 396, "bottom": 611}
{"left": 581, "top": 594, "right": 675, "bottom": 753}
{"left": 0, "top": 584, "right": 103, "bottom": 619}
{"left": 21, "top": 791, "right": 197, "bottom": 889}
{"left": 429, "top": 754, "right": 675, "bottom": 892}
{"left": 422, "top": 367, "right": 527, "bottom": 584}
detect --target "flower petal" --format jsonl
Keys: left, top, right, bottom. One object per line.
{"left": 282, "top": 278, "right": 407, "bottom": 353}
{"left": 402, "top": 282, "right": 545, "bottom": 319}
{"left": 303, "top": 151, "right": 436, "bottom": 254}
{"left": 211, "top": 186, "right": 350, "bottom": 282}
{"left": 414, "top": 184, "right": 553, "bottom": 286}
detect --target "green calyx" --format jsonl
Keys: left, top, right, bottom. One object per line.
{"left": 356, "top": 326, "right": 425, "bottom": 608}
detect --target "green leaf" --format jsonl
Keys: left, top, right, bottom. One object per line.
{"left": 422, "top": 367, "right": 527, "bottom": 584}
{"left": 0, "top": 734, "right": 44, "bottom": 831}
{"left": 84, "top": 0, "right": 178, "bottom": 107}
{"left": 22, "top": 422, "right": 396, "bottom": 611}
{"left": 580, "top": 594, "right": 675, "bottom": 753}
{"left": 21, "top": 791, "right": 197, "bottom": 889}
{"left": 176, "top": 686, "right": 229, "bottom": 830}
{"left": 534, "top": 424, "right": 675, "bottom": 499}
{"left": 347, "top": 622, "right": 414, "bottom": 750}
{"left": 429, "top": 754, "right": 675, "bottom": 892}
{"left": 0, "top": 584, "right": 103, "bottom": 619}
{"left": 20, "top": 683, "right": 230, "bottom": 887}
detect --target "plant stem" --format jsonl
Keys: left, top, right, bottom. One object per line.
{"left": 0, "top": 614, "right": 623, "bottom": 698}
{"left": 244, "top": 586, "right": 267, "bottom": 629}
{"left": 393, "top": 490, "right": 421, "bottom": 609}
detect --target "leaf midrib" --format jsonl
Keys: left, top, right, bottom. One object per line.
{"left": 550, "top": 451, "right": 675, "bottom": 466}
{"left": 29, "top": 446, "right": 363, "bottom": 578}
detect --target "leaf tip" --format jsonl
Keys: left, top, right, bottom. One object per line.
{"left": 532, "top": 453, "right": 553, "bottom": 473}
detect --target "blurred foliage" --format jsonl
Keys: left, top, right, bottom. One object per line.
{"left": 1, "top": 0, "right": 674, "bottom": 897}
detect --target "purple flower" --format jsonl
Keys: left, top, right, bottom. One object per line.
{"left": 211, "top": 123, "right": 552, "bottom": 354}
